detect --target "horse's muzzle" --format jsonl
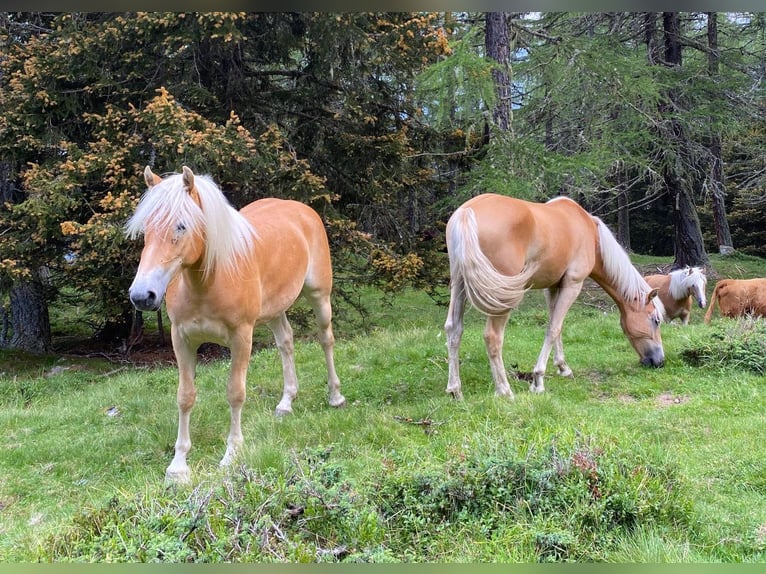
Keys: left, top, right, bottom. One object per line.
{"left": 640, "top": 350, "right": 665, "bottom": 369}
{"left": 129, "top": 290, "right": 162, "bottom": 312}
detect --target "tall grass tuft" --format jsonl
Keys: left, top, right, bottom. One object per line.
{"left": 679, "top": 316, "right": 766, "bottom": 374}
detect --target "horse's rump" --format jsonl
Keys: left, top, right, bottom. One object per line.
{"left": 446, "top": 205, "right": 536, "bottom": 316}
{"left": 704, "top": 277, "right": 766, "bottom": 322}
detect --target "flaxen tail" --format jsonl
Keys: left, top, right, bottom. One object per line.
{"left": 703, "top": 281, "right": 723, "bottom": 323}
{"left": 446, "top": 206, "right": 536, "bottom": 316}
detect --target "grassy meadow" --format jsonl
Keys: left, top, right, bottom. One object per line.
{"left": 1, "top": 253, "right": 766, "bottom": 562}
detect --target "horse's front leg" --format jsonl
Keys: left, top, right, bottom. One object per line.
{"left": 532, "top": 285, "right": 581, "bottom": 393}
{"left": 220, "top": 327, "right": 253, "bottom": 468}
{"left": 269, "top": 313, "right": 299, "bottom": 416}
{"left": 166, "top": 329, "right": 198, "bottom": 484}
{"left": 444, "top": 278, "right": 467, "bottom": 400}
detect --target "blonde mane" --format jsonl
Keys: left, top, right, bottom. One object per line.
{"left": 594, "top": 216, "right": 665, "bottom": 320}
{"left": 668, "top": 266, "right": 707, "bottom": 301}
{"left": 124, "top": 172, "right": 256, "bottom": 278}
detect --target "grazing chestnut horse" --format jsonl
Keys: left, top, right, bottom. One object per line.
{"left": 126, "top": 166, "right": 346, "bottom": 483}
{"left": 644, "top": 266, "right": 707, "bottom": 325}
{"left": 703, "top": 277, "right": 766, "bottom": 323}
{"left": 444, "top": 193, "right": 665, "bottom": 399}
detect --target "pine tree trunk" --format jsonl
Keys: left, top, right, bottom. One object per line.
{"left": 616, "top": 185, "right": 631, "bottom": 250}
{"left": 485, "top": 12, "right": 513, "bottom": 135}
{"left": 660, "top": 12, "right": 709, "bottom": 269}
{"left": 706, "top": 12, "right": 734, "bottom": 254}
{"left": 668, "top": 170, "right": 709, "bottom": 268}
{"left": 9, "top": 278, "right": 51, "bottom": 354}
{"left": 709, "top": 136, "right": 733, "bottom": 254}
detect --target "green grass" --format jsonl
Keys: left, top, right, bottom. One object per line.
{"left": 1, "top": 253, "right": 766, "bottom": 562}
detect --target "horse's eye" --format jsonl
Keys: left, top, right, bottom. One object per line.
{"left": 176, "top": 222, "right": 187, "bottom": 233}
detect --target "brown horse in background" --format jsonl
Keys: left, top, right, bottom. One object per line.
{"left": 126, "top": 166, "right": 346, "bottom": 483}
{"left": 645, "top": 266, "right": 707, "bottom": 325}
{"left": 703, "top": 278, "right": 766, "bottom": 323}
{"left": 444, "top": 193, "right": 665, "bottom": 400}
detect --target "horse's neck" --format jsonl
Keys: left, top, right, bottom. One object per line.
{"left": 589, "top": 271, "right": 630, "bottom": 314}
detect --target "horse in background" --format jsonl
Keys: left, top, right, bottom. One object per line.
{"left": 704, "top": 277, "right": 766, "bottom": 323}
{"left": 126, "top": 166, "right": 346, "bottom": 483}
{"left": 444, "top": 193, "right": 665, "bottom": 400}
{"left": 644, "top": 266, "right": 707, "bottom": 325}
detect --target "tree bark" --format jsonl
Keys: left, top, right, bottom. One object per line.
{"left": 706, "top": 12, "right": 734, "bottom": 254}
{"left": 660, "top": 12, "right": 709, "bottom": 269}
{"left": 485, "top": 12, "right": 513, "bottom": 136}
{"left": 8, "top": 278, "right": 51, "bottom": 354}
{"left": 616, "top": 184, "right": 631, "bottom": 251}
{"left": 644, "top": 13, "right": 661, "bottom": 65}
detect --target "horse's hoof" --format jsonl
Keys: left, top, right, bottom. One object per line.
{"left": 274, "top": 407, "right": 292, "bottom": 417}
{"left": 330, "top": 396, "right": 347, "bottom": 409}
{"left": 165, "top": 468, "right": 191, "bottom": 485}
{"left": 447, "top": 389, "right": 464, "bottom": 401}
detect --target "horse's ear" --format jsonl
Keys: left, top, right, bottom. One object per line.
{"left": 647, "top": 288, "right": 660, "bottom": 301}
{"left": 144, "top": 166, "right": 161, "bottom": 188}
{"left": 182, "top": 166, "right": 195, "bottom": 193}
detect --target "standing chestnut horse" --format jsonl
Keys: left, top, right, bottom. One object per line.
{"left": 444, "top": 193, "right": 665, "bottom": 399}
{"left": 126, "top": 166, "right": 346, "bottom": 483}
{"left": 703, "top": 277, "right": 766, "bottom": 323}
{"left": 644, "top": 266, "right": 707, "bottom": 325}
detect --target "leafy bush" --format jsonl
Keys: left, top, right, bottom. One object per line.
{"left": 374, "top": 436, "right": 694, "bottom": 561}
{"left": 39, "top": 436, "right": 694, "bottom": 563}
{"left": 680, "top": 316, "right": 766, "bottom": 374}
{"left": 43, "top": 447, "right": 388, "bottom": 563}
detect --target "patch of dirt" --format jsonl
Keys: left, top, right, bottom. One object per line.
{"left": 656, "top": 391, "right": 689, "bottom": 407}
{"left": 57, "top": 332, "right": 230, "bottom": 369}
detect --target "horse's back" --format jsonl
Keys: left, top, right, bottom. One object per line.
{"left": 240, "top": 198, "right": 333, "bottom": 296}
{"left": 241, "top": 198, "right": 329, "bottom": 252}
{"left": 454, "top": 193, "right": 597, "bottom": 283}
{"left": 242, "top": 198, "right": 324, "bottom": 232}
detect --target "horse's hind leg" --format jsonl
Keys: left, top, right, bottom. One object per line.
{"left": 444, "top": 277, "right": 467, "bottom": 400}
{"left": 269, "top": 312, "right": 300, "bottom": 416}
{"left": 220, "top": 327, "right": 253, "bottom": 468}
{"left": 305, "top": 289, "right": 346, "bottom": 409}
{"left": 484, "top": 312, "right": 514, "bottom": 399}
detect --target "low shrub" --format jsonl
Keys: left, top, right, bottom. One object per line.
{"left": 680, "top": 316, "right": 766, "bottom": 374}
{"left": 39, "top": 436, "right": 694, "bottom": 563}
{"left": 374, "top": 436, "right": 694, "bottom": 561}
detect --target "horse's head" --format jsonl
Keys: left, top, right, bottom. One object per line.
{"left": 688, "top": 266, "right": 708, "bottom": 309}
{"left": 620, "top": 288, "right": 665, "bottom": 368}
{"left": 127, "top": 166, "right": 205, "bottom": 312}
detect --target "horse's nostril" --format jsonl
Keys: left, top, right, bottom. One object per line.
{"left": 147, "top": 291, "right": 157, "bottom": 304}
